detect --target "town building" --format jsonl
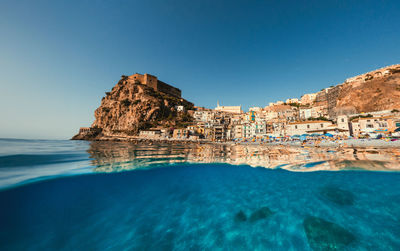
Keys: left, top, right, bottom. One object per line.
{"left": 232, "top": 124, "right": 243, "bottom": 139}
{"left": 311, "top": 105, "right": 328, "bottom": 118}
{"left": 249, "top": 107, "right": 263, "bottom": 112}
{"left": 299, "top": 108, "right": 312, "bottom": 120}
{"left": 78, "top": 127, "right": 101, "bottom": 135}
{"left": 350, "top": 116, "right": 399, "bottom": 136}
{"left": 139, "top": 129, "right": 162, "bottom": 138}
{"left": 214, "top": 102, "right": 242, "bottom": 114}
{"left": 173, "top": 129, "right": 188, "bottom": 139}
{"left": 336, "top": 115, "right": 350, "bottom": 136}
{"left": 213, "top": 125, "right": 227, "bottom": 141}
{"left": 300, "top": 93, "right": 317, "bottom": 105}
{"left": 193, "top": 110, "right": 213, "bottom": 122}
{"left": 285, "top": 98, "right": 300, "bottom": 104}
{"left": 176, "top": 105, "right": 185, "bottom": 112}
{"left": 268, "top": 101, "right": 284, "bottom": 106}
{"left": 286, "top": 121, "right": 333, "bottom": 136}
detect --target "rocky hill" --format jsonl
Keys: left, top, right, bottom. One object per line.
{"left": 335, "top": 65, "right": 400, "bottom": 115}
{"left": 72, "top": 75, "right": 193, "bottom": 140}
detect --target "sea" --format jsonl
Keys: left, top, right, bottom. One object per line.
{"left": 0, "top": 138, "right": 399, "bottom": 250}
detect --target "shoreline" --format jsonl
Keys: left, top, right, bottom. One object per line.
{"left": 73, "top": 136, "right": 400, "bottom": 149}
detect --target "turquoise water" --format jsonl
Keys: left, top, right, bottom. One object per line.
{"left": 0, "top": 139, "right": 399, "bottom": 250}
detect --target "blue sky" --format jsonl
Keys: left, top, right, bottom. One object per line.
{"left": 1, "top": 0, "right": 399, "bottom": 139}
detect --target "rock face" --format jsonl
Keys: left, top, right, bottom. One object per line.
{"left": 313, "top": 65, "right": 400, "bottom": 118}
{"left": 336, "top": 71, "right": 400, "bottom": 114}
{"left": 303, "top": 216, "right": 356, "bottom": 250}
{"left": 73, "top": 75, "right": 193, "bottom": 140}
{"left": 319, "top": 185, "right": 355, "bottom": 206}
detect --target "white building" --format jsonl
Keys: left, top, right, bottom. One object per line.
{"left": 176, "top": 105, "right": 185, "bottom": 112}
{"left": 249, "top": 107, "right": 263, "bottom": 112}
{"left": 285, "top": 98, "right": 300, "bottom": 104}
{"left": 337, "top": 115, "right": 350, "bottom": 136}
{"left": 300, "top": 93, "right": 317, "bottom": 105}
{"left": 241, "top": 122, "right": 267, "bottom": 138}
{"left": 300, "top": 108, "right": 312, "bottom": 120}
{"left": 270, "top": 122, "right": 286, "bottom": 137}
{"left": 193, "top": 110, "right": 213, "bottom": 122}
{"left": 268, "top": 101, "right": 284, "bottom": 106}
{"left": 139, "top": 130, "right": 162, "bottom": 138}
{"left": 215, "top": 102, "right": 242, "bottom": 114}
{"left": 232, "top": 124, "right": 243, "bottom": 139}
{"left": 286, "top": 121, "right": 333, "bottom": 136}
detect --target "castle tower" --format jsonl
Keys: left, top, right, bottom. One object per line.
{"left": 143, "top": 73, "right": 158, "bottom": 90}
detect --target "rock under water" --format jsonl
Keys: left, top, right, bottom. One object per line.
{"left": 319, "top": 185, "right": 355, "bottom": 206}
{"left": 249, "top": 207, "right": 274, "bottom": 222}
{"left": 234, "top": 210, "right": 247, "bottom": 222}
{"left": 303, "top": 216, "right": 356, "bottom": 251}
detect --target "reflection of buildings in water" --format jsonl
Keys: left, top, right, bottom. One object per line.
{"left": 87, "top": 141, "right": 400, "bottom": 172}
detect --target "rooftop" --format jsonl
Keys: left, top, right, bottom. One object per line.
{"left": 289, "top": 120, "right": 332, "bottom": 125}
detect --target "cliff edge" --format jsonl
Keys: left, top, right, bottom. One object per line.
{"left": 72, "top": 75, "right": 193, "bottom": 140}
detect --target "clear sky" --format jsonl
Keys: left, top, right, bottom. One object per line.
{"left": 1, "top": 0, "right": 399, "bottom": 139}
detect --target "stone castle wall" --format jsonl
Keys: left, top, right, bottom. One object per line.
{"left": 345, "top": 64, "right": 400, "bottom": 84}
{"left": 128, "top": 73, "right": 181, "bottom": 98}
{"left": 157, "top": 80, "right": 182, "bottom": 98}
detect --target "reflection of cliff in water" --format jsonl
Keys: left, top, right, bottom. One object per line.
{"left": 87, "top": 141, "right": 400, "bottom": 172}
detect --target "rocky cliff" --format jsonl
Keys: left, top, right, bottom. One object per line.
{"left": 72, "top": 75, "right": 193, "bottom": 140}
{"left": 335, "top": 66, "right": 400, "bottom": 115}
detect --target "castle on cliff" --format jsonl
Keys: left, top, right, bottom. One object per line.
{"left": 127, "top": 73, "right": 181, "bottom": 98}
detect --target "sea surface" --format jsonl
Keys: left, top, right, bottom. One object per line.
{"left": 0, "top": 138, "right": 399, "bottom": 250}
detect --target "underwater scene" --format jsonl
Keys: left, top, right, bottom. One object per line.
{"left": 0, "top": 139, "right": 399, "bottom": 250}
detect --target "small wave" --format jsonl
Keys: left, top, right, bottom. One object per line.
{"left": 0, "top": 154, "right": 89, "bottom": 168}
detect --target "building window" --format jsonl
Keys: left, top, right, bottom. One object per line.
{"left": 295, "top": 125, "right": 298, "bottom": 129}
{"left": 307, "top": 125, "right": 310, "bottom": 129}
{"left": 341, "top": 118, "right": 344, "bottom": 122}
{"left": 320, "top": 124, "right": 323, "bottom": 128}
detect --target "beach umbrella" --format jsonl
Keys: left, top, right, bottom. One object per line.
{"left": 310, "top": 133, "right": 321, "bottom": 137}
{"left": 292, "top": 135, "right": 300, "bottom": 138}
{"left": 301, "top": 134, "right": 309, "bottom": 137}
{"left": 324, "top": 133, "right": 334, "bottom": 137}
{"left": 394, "top": 127, "right": 400, "bottom": 132}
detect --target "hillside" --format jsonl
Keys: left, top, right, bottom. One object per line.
{"left": 335, "top": 68, "right": 400, "bottom": 114}
{"left": 72, "top": 75, "right": 193, "bottom": 140}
